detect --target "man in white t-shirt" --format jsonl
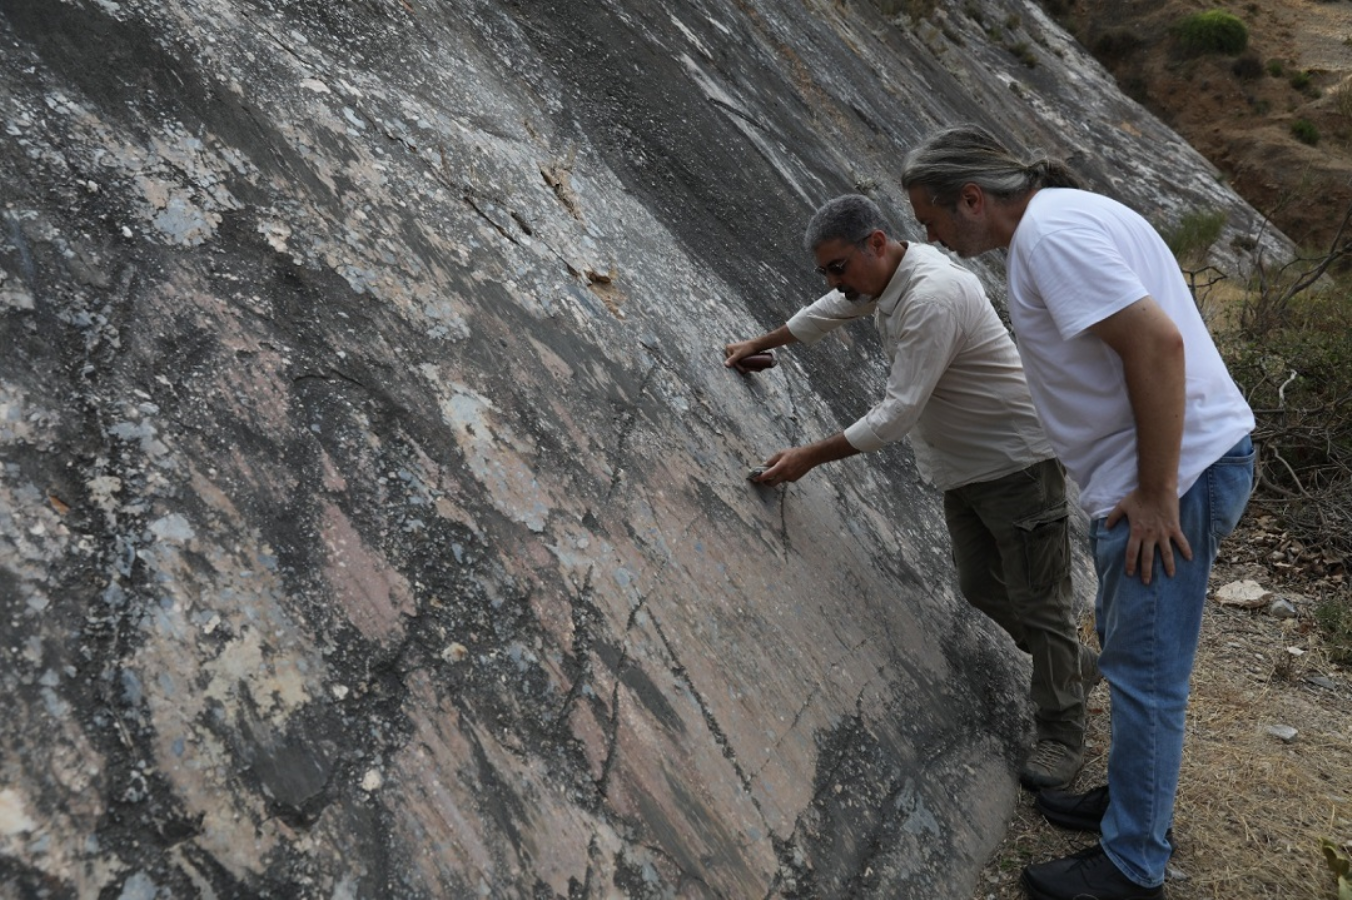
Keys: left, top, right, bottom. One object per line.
{"left": 903, "top": 126, "right": 1255, "bottom": 900}
{"left": 725, "top": 194, "right": 1097, "bottom": 791}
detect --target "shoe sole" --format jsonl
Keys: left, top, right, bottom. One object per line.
{"left": 1021, "top": 870, "right": 1163, "bottom": 900}
{"left": 1020, "top": 772, "right": 1075, "bottom": 792}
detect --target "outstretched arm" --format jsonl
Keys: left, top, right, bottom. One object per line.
{"left": 753, "top": 433, "right": 859, "bottom": 485}
{"left": 1088, "top": 296, "right": 1188, "bottom": 585}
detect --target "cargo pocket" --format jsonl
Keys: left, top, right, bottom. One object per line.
{"left": 1014, "top": 503, "right": 1071, "bottom": 594}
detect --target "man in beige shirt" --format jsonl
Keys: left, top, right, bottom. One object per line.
{"left": 725, "top": 194, "right": 1094, "bottom": 789}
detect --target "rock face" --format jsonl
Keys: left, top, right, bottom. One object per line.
{"left": 0, "top": 1, "right": 1285, "bottom": 898}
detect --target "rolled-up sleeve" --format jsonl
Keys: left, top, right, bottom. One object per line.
{"left": 786, "top": 290, "right": 874, "bottom": 344}
{"left": 844, "top": 300, "right": 961, "bottom": 452}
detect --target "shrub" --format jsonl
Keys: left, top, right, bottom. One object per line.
{"left": 1162, "top": 209, "right": 1227, "bottom": 261}
{"left": 1010, "top": 42, "right": 1038, "bottom": 68}
{"left": 1334, "top": 80, "right": 1352, "bottom": 120}
{"left": 1267, "top": 59, "right": 1285, "bottom": 77}
{"left": 1232, "top": 54, "right": 1263, "bottom": 79}
{"left": 1316, "top": 597, "right": 1352, "bottom": 664}
{"left": 1226, "top": 275, "right": 1352, "bottom": 651}
{"left": 1093, "top": 29, "right": 1145, "bottom": 64}
{"left": 1291, "top": 119, "right": 1320, "bottom": 145}
{"left": 1290, "top": 69, "right": 1313, "bottom": 91}
{"left": 1175, "top": 10, "right": 1249, "bottom": 56}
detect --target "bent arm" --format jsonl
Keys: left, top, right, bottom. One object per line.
{"left": 1088, "top": 295, "right": 1188, "bottom": 582}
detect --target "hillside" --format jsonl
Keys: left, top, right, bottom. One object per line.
{"left": 1041, "top": 0, "right": 1352, "bottom": 254}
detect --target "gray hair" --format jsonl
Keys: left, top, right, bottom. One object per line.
{"left": 803, "top": 194, "right": 892, "bottom": 253}
{"left": 900, "top": 124, "right": 1082, "bottom": 208}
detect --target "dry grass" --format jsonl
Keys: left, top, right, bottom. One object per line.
{"left": 973, "top": 526, "right": 1352, "bottom": 899}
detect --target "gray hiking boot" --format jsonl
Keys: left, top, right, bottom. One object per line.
{"left": 1079, "top": 643, "right": 1102, "bottom": 691}
{"left": 1020, "top": 739, "right": 1084, "bottom": 790}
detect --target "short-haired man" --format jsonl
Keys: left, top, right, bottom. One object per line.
{"left": 725, "top": 194, "right": 1095, "bottom": 792}
{"left": 902, "top": 126, "right": 1255, "bottom": 900}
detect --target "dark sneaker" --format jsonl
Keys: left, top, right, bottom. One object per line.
{"left": 1036, "top": 784, "right": 1110, "bottom": 831}
{"left": 1022, "top": 844, "right": 1163, "bottom": 900}
{"left": 1019, "top": 739, "right": 1084, "bottom": 790}
{"left": 1036, "top": 785, "right": 1176, "bottom": 852}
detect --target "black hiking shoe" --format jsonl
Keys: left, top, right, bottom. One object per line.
{"left": 1022, "top": 844, "right": 1164, "bottom": 900}
{"left": 1036, "top": 784, "right": 1110, "bottom": 831}
{"left": 1035, "top": 785, "right": 1176, "bottom": 852}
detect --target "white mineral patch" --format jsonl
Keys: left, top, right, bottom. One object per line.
{"left": 0, "top": 788, "right": 35, "bottom": 836}
{"left": 86, "top": 475, "right": 123, "bottom": 510}
{"left": 152, "top": 193, "right": 220, "bottom": 247}
{"left": 669, "top": 15, "right": 711, "bottom": 58}
{"left": 0, "top": 267, "right": 34, "bottom": 310}
{"left": 422, "top": 297, "right": 470, "bottom": 341}
{"left": 260, "top": 220, "right": 292, "bottom": 253}
{"left": 118, "top": 871, "right": 158, "bottom": 900}
{"left": 360, "top": 769, "right": 383, "bottom": 791}
{"left": 109, "top": 420, "right": 169, "bottom": 456}
{"left": 0, "top": 388, "right": 32, "bottom": 441}
{"left": 149, "top": 513, "right": 196, "bottom": 544}
{"left": 332, "top": 875, "right": 359, "bottom": 900}
{"left": 204, "top": 630, "right": 310, "bottom": 724}
{"left": 427, "top": 374, "right": 551, "bottom": 533}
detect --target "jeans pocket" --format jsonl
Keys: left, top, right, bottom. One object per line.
{"left": 1015, "top": 504, "right": 1071, "bottom": 594}
{"left": 1209, "top": 447, "right": 1255, "bottom": 539}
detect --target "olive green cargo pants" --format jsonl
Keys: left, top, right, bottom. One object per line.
{"left": 943, "top": 457, "right": 1086, "bottom": 749}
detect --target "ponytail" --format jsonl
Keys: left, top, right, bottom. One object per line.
{"left": 903, "top": 124, "right": 1082, "bottom": 205}
{"left": 1027, "top": 157, "right": 1083, "bottom": 190}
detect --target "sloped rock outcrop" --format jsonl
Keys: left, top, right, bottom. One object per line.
{"left": 0, "top": 1, "right": 1286, "bottom": 897}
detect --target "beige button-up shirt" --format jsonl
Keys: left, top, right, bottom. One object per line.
{"left": 786, "top": 243, "right": 1054, "bottom": 491}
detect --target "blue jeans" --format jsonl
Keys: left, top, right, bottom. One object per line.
{"left": 1091, "top": 436, "right": 1254, "bottom": 887}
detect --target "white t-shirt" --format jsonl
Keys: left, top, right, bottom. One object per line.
{"left": 787, "top": 242, "right": 1054, "bottom": 491}
{"left": 1006, "top": 188, "right": 1254, "bottom": 518}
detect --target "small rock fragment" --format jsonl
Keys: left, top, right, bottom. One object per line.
{"left": 441, "top": 642, "right": 469, "bottom": 663}
{"left": 1213, "top": 580, "right": 1270, "bottom": 609}
{"left": 1264, "top": 724, "right": 1298, "bottom": 743}
{"left": 361, "top": 769, "right": 383, "bottom": 791}
{"left": 1268, "top": 598, "right": 1298, "bottom": 619}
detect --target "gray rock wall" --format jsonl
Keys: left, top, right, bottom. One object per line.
{"left": 0, "top": 1, "right": 1283, "bottom": 897}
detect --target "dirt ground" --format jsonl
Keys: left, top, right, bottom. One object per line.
{"left": 972, "top": 515, "right": 1352, "bottom": 899}
{"left": 1042, "top": 0, "right": 1352, "bottom": 253}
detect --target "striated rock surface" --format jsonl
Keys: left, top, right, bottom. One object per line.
{"left": 0, "top": 1, "right": 1289, "bottom": 897}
